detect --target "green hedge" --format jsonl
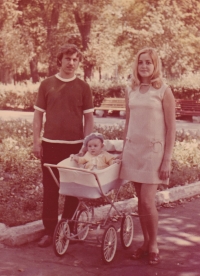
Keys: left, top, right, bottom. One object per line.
{"left": 167, "top": 73, "right": 200, "bottom": 100}
{"left": 1, "top": 73, "right": 200, "bottom": 110}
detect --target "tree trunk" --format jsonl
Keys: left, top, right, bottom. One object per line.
{"left": 38, "top": 1, "right": 59, "bottom": 76}
{"left": 47, "top": 2, "right": 61, "bottom": 76}
{"left": 73, "top": 9, "right": 93, "bottom": 80}
{"left": 29, "top": 55, "right": 40, "bottom": 83}
{"left": 0, "top": 67, "right": 13, "bottom": 84}
{"left": 84, "top": 64, "right": 93, "bottom": 81}
{"left": 98, "top": 67, "right": 102, "bottom": 81}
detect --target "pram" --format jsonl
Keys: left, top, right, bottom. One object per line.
{"left": 44, "top": 140, "right": 134, "bottom": 263}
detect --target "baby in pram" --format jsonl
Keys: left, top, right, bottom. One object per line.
{"left": 71, "top": 133, "right": 121, "bottom": 170}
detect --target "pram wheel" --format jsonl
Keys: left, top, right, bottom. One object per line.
{"left": 101, "top": 225, "right": 117, "bottom": 264}
{"left": 120, "top": 214, "right": 134, "bottom": 249}
{"left": 75, "top": 209, "right": 89, "bottom": 240}
{"left": 53, "top": 219, "right": 70, "bottom": 256}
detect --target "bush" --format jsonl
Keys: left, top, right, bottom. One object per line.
{"left": 0, "top": 80, "right": 127, "bottom": 110}
{"left": 167, "top": 72, "right": 200, "bottom": 100}
{"left": 170, "top": 140, "right": 200, "bottom": 187}
{"left": 1, "top": 74, "right": 200, "bottom": 111}
{"left": 0, "top": 83, "right": 38, "bottom": 110}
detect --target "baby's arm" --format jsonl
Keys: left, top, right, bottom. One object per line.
{"left": 104, "top": 151, "right": 121, "bottom": 165}
{"left": 70, "top": 154, "right": 80, "bottom": 163}
{"left": 71, "top": 154, "right": 89, "bottom": 167}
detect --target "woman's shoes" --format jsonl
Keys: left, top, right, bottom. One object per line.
{"left": 131, "top": 248, "right": 149, "bottom": 260}
{"left": 148, "top": 252, "right": 160, "bottom": 265}
{"left": 131, "top": 248, "right": 160, "bottom": 265}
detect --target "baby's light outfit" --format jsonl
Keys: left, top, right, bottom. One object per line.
{"left": 77, "top": 151, "right": 115, "bottom": 170}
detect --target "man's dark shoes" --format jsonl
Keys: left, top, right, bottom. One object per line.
{"left": 38, "top": 235, "right": 52, "bottom": 248}
{"left": 131, "top": 248, "right": 149, "bottom": 260}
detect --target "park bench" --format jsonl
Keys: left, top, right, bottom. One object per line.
{"left": 94, "top": 98, "right": 200, "bottom": 120}
{"left": 175, "top": 99, "right": 200, "bottom": 120}
{"left": 94, "top": 97, "right": 125, "bottom": 117}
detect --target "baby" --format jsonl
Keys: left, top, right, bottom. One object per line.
{"left": 71, "top": 133, "right": 121, "bottom": 170}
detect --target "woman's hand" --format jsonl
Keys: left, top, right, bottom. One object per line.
{"left": 115, "top": 153, "right": 123, "bottom": 160}
{"left": 113, "top": 158, "right": 121, "bottom": 164}
{"left": 159, "top": 159, "right": 171, "bottom": 180}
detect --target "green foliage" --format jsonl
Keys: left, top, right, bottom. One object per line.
{"left": 0, "top": 83, "right": 38, "bottom": 110}
{"left": 94, "top": 122, "right": 125, "bottom": 140}
{"left": 0, "top": 119, "right": 41, "bottom": 204}
{"left": 0, "top": 119, "right": 43, "bottom": 226}
{"left": 0, "top": 80, "right": 126, "bottom": 109}
{"left": 170, "top": 140, "right": 200, "bottom": 188}
{"left": 0, "top": 119, "right": 33, "bottom": 143}
{"left": 2, "top": 75, "right": 200, "bottom": 111}
{"left": 1, "top": 0, "right": 200, "bottom": 83}
{"left": 168, "top": 73, "right": 200, "bottom": 100}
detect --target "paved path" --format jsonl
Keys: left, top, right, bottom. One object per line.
{"left": 1, "top": 197, "right": 200, "bottom": 276}
{"left": 0, "top": 110, "right": 200, "bottom": 131}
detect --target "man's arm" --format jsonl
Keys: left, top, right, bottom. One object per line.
{"left": 33, "top": 109, "right": 44, "bottom": 159}
{"left": 78, "top": 112, "right": 93, "bottom": 156}
{"left": 83, "top": 112, "right": 94, "bottom": 137}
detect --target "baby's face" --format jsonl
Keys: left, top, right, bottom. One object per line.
{"left": 87, "top": 138, "right": 103, "bottom": 156}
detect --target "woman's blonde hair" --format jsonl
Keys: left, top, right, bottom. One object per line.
{"left": 131, "top": 47, "right": 163, "bottom": 89}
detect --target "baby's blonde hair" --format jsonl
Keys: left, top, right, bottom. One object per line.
{"left": 131, "top": 47, "right": 163, "bottom": 90}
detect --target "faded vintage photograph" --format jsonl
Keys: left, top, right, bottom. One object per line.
{"left": 0, "top": 0, "right": 200, "bottom": 275}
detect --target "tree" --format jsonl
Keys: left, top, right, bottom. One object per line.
{"left": 0, "top": 0, "right": 29, "bottom": 84}
{"left": 64, "top": 1, "right": 106, "bottom": 79}
{"left": 114, "top": 0, "right": 200, "bottom": 78}
{"left": 1, "top": 0, "right": 200, "bottom": 83}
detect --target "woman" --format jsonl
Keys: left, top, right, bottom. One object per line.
{"left": 120, "top": 48, "right": 176, "bottom": 265}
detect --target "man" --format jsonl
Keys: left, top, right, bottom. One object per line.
{"left": 33, "top": 44, "right": 94, "bottom": 247}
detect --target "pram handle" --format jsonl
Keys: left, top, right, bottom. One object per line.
{"left": 43, "top": 163, "right": 111, "bottom": 197}
{"left": 44, "top": 163, "right": 102, "bottom": 177}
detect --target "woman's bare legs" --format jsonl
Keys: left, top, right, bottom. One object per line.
{"left": 134, "top": 182, "right": 159, "bottom": 253}
{"left": 134, "top": 183, "right": 149, "bottom": 251}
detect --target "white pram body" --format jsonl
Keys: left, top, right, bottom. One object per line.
{"left": 58, "top": 158, "right": 124, "bottom": 199}
{"left": 45, "top": 140, "right": 125, "bottom": 199}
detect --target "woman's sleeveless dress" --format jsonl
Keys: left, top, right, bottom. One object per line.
{"left": 120, "top": 84, "right": 169, "bottom": 185}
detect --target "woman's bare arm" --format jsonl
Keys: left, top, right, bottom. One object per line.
{"left": 159, "top": 87, "right": 176, "bottom": 180}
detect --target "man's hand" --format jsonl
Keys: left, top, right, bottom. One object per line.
{"left": 70, "top": 154, "right": 79, "bottom": 162}
{"left": 33, "top": 142, "right": 43, "bottom": 159}
{"left": 78, "top": 145, "right": 87, "bottom": 156}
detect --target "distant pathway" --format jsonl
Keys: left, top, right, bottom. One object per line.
{"left": 0, "top": 110, "right": 200, "bottom": 131}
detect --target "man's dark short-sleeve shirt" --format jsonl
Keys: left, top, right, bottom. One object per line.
{"left": 34, "top": 75, "right": 94, "bottom": 143}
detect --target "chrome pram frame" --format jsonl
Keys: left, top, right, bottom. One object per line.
{"left": 43, "top": 140, "right": 134, "bottom": 263}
